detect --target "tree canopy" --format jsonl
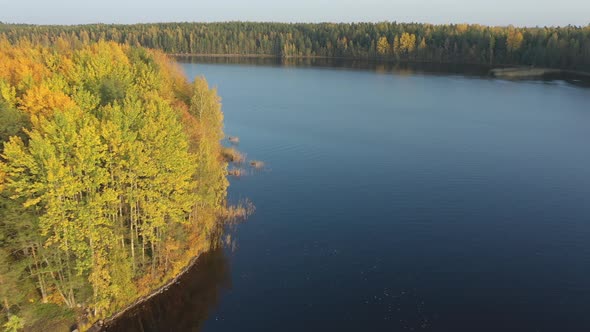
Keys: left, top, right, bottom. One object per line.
{"left": 0, "top": 40, "right": 228, "bottom": 330}
{"left": 1, "top": 22, "right": 589, "bottom": 71}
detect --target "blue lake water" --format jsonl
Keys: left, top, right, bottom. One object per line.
{"left": 107, "top": 59, "right": 590, "bottom": 332}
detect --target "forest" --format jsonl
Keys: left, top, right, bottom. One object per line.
{"left": 0, "top": 19, "right": 589, "bottom": 332}
{"left": 0, "top": 39, "right": 230, "bottom": 331}
{"left": 1, "top": 22, "right": 589, "bottom": 71}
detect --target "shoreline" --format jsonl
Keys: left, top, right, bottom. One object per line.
{"left": 490, "top": 67, "right": 590, "bottom": 79}
{"left": 170, "top": 54, "right": 590, "bottom": 78}
{"left": 171, "top": 53, "right": 492, "bottom": 65}
{"left": 87, "top": 253, "right": 203, "bottom": 332}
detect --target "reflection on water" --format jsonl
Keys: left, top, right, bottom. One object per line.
{"left": 103, "top": 249, "right": 230, "bottom": 332}
{"left": 173, "top": 56, "right": 492, "bottom": 77}
{"left": 175, "top": 56, "right": 590, "bottom": 87}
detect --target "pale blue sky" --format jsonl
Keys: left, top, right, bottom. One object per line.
{"left": 1, "top": 0, "right": 588, "bottom": 27}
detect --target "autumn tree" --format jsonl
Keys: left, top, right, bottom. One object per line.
{"left": 376, "top": 36, "right": 390, "bottom": 55}
{"left": 1, "top": 22, "right": 589, "bottom": 70}
{"left": 400, "top": 32, "right": 417, "bottom": 55}
{"left": 0, "top": 41, "right": 229, "bottom": 328}
{"left": 507, "top": 29, "right": 524, "bottom": 53}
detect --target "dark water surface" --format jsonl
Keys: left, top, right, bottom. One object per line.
{"left": 103, "top": 250, "right": 230, "bottom": 332}
{"left": 110, "top": 59, "right": 590, "bottom": 331}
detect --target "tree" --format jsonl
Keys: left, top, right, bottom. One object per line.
{"left": 400, "top": 32, "right": 417, "bottom": 55}
{"left": 489, "top": 35, "right": 496, "bottom": 65}
{"left": 0, "top": 41, "right": 230, "bottom": 327}
{"left": 418, "top": 37, "right": 427, "bottom": 50}
{"left": 393, "top": 35, "right": 401, "bottom": 56}
{"left": 507, "top": 29, "right": 524, "bottom": 53}
{"left": 1, "top": 22, "right": 589, "bottom": 70}
{"left": 376, "top": 36, "right": 390, "bottom": 55}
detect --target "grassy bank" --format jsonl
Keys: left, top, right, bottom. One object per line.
{"left": 490, "top": 67, "right": 590, "bottom": 79}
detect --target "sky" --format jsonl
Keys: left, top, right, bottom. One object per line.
{"left": 1, "top": 0, "right": 588, "bottom": 27}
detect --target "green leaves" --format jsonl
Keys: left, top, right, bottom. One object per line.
{"left": 0, "top": 42, "right": 229, "bottom": 323}
{"left": 3, "top": 22, "right": 590, "bottom": 70}
{"left": 3, "top": 315, "right": 24, "bottom": 332}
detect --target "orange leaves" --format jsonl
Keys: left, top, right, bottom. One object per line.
{"left": 0, "top": 46, "right": 49, "bottom": 89}
{"left": 0, "top": 43, "right": 72, "bottom": 116}
{"left": 18, "top": 84, "right": 76, "bottom": 116}
{"left": 179, "top": 107, "right": 202, "bottom": 151}
{"left": 46, "top": 291, "right": 67, "bottom": 305}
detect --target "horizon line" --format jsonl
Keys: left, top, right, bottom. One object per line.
{"left": 1, "top": 20, "right": 589, "bottom": 29}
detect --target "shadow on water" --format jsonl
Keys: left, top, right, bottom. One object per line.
{"left": 102, "top": 249, "right": 231, "bottom": 332}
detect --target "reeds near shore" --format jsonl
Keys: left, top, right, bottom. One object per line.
{"left": 249, "top": 160, "right": 265, "bottom": 169}
{"left": 228, "top": 168, "right": 246, "bottom": 177}
{"left": 224, "top": 199, "right": 256, "bottom": 222}
{"left": 222, "top": 147, "right": 245, "bottom": 164}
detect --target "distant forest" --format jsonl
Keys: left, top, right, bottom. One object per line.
{"left": 1, "top": 22, "right": 590, "bottom": 71}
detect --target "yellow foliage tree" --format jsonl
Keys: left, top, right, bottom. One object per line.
{"left": 456, "top": 24, "right": 469, "bottom": 34}
{"left": 18, "top": 84, "right": 76, "bottom": 116}
{"left": 376, "top": 36, "right": 390, "bottom": 55}
{"left": 507, "top": 29, "right": 524, "bottom": 52}
{"left": 0, "top": 41, "right": 230, "bottom": 325}
{"left": 400, "top": 32, "right": 417, "bottom": 54}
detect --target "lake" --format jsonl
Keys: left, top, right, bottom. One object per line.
{"left": 105, "top": 58, "right": 590, "bottom": 332}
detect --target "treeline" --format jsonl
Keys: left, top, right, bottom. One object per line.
{"left": 0, "top": 40, "right": 229, "bottom": 330}
{"left": 1, "top": 22, "right": 590, "bottom": 71}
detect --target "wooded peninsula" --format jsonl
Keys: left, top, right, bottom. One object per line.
{"left": 1, "top": 22, "right": 589, "bottom": 71}
{"left": 0, "top": 40, "right": 232, "bottom": 331}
